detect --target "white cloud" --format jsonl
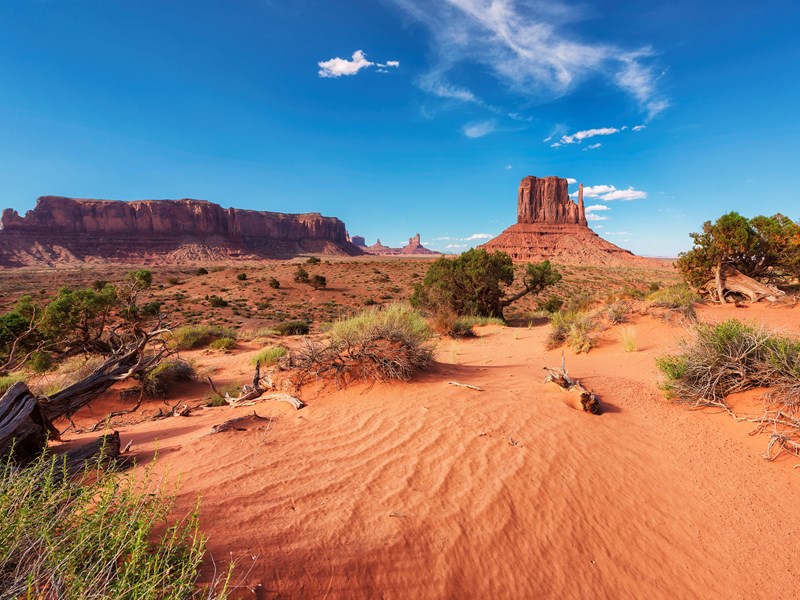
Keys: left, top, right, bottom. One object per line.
{"left": 388, "top": 0, "right": 668, "bottom": 117}
{"left": 632, "top": 124, "right": 646, "bottom": 131}
{"left": 446, "top": 243, "right": 468, "bottom": 249}
{"left": 463, "top": 120, "right": 497, "bottom": 138}
{"left": 505, "top": 164, "right": 513, "bottom": 169}
{"left": 606, "top": 231, "right": 633, "bottom": 236}
{"left": 566, "top": 177, "right": 577, "bottom": 184}
{"left": 559, "top": 127, "right": 619, "bottom": 145}
{"left": 587, "top": 213, "right": 609, "bottom": 221}
{"left": 318, "top": 50, "right": 399, "bottom": 78}
{"left": 583, "top": 184, "right": 647, "bottom": 202}
{"left": 464, "top": 233, "right": 493, "bottom": 240}
{"left": 583, "top": 142, "right": 602, "bottom": 150}
{"left": 585, "top": 204, "right": 610, "bottom": 212}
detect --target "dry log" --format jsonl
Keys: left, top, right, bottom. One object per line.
{"left": 448, "top": 381, "right": 484, "bottom": 391}
{"left": 207, "top": 361, "right": 304, "bottom": 409}
{"left": 702, "top": 264, "right": 785, "bottom": 304}
{"left": 0, "top": 382, "right": 61, "bottom": 463}
{"left": 61, "top": 432, "right": 121, "bottom": 475}
{"left": 543, "top": 353, "right": 600, "bottom": 414}
{"left": 211, "top": 411, "right": 269, "bottom": 434}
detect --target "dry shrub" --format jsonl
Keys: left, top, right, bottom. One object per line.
{"left": 293, "top": 303, "right": 433, "bottom": 387}
{"left": 548, "top": 310, "right": 595, "bottom": 353}
{"left": 604, "top": 300, "right": 630, "bottom": 324}
{"left": 142, "top": 358, "right": 196, "bottom": 397}
{"left": 618, "top": 326, "right": 637, "bottom": 352}
{"left": 649, "top": 283, "right": 699, "bottom": 321}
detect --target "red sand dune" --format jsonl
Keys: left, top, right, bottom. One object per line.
{"left": 59, "top": 303, "right": 800, "bottom": 599}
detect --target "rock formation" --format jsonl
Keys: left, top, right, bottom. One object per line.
{"left": 0, "top": 196, "right": 362, "bottom": 267}
{"left": 480, "top": 176, "right": 654, "bottom": 266}
{"left": 363, "top": 234, "right": 440, "bottom": 256}
{"left": 350, "top": 235, "right": 367, "bottom": 248}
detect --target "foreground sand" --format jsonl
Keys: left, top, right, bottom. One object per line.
{"left": 61, "top": 303, "right": 800, "bottom": 599}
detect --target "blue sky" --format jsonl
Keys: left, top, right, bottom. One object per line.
{"left": 1, "top": 0, "right": 798, "bottom": 256}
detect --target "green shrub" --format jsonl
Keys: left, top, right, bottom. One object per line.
{"left": 536, "top": 296, "right": 563, "bottom": 314}
{"left": 649, "top": 283, "right": 699, "bottom": 308}
{"left": 0, "top": 373, "right": 24, "bottom": 395}
{"left": 209, "top": 337, "right": 236, "bottom": 352}
{"left": 548, "top": 310, "right": 595, "bottom": 353}
{"left": 28, "top": 351, "right": 53, "bottom": 374}
{"left": 171, "top": 325, "right": 237, "bottom": 350}
{"left": 268, "top": 277, "right": 281, "bottom": 289}
{"left": 308, "top": 274, "right": 327, "bottom": 290}
{"left": 293, "top": 267, "right": 309, "bottom": 284}
{"left": 0, "top": 450, "right": 230, "bottom": 599}
{"left": 272, "top": 320, "right": 310, "bottom": 336}
{"left": 194, "top": 267, "right": 208, "bottom": 276}
{"left": 236, "top": 273, "right": 247, "bottom": 281}
{"left": 251, "top": 346, "right": 288, "bottom": 367}
{"left": 208, "top": 295, "right": 228, "bottom": 308}
{"left": 142, "top": 359, "right": 196, "bottom": 396}
{"left": 306, "top": 257, "right": 321, "bottom": 265}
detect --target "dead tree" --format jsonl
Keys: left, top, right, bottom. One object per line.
{"left": 543, "top": 353, "right": 600, "bottom": 414}
{"left": 207, "top": 361, "right": 304, "bottom": 409}
{"left": 702, "top": 264, "right": 786, "bottom": 304}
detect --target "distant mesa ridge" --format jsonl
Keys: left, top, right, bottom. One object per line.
{"left": 0, "top": 196, "right": 362, "bottom": 267}
{"left": 480, "top": 175, "right": 652, "bottom": 266}
{"left": 360, "top": 233, "right": 440, "bottom": 256}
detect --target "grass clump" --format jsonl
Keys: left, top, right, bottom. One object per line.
{"left": 0, "top": 373, "right": 24, "bottom": 395}
{"left": 271, "top": 321, "right": 310, "bottom": 336}
{"left": 656, "top": 319, "right": 800, "bottom": 409}
{"left": 649, "top": 283, "right": 699, "bottom": 321}
{"left": 142, "top": 359, "right": 196, "bottom": 396}
{"left": 295, "top": 303, "right": 433, "bottom": 386}
{"left": 209, "top": 337, "right": 236, "bottom": 352}
{"left": 0, "top": 450, "right": 229, "bottom": 599}
{"left": 251, "top": 346, "right": 288, "bottom": 367}
{"left": 548, "top": 310, "right": 595, "bottom": 353}
{"left": 618, "top": 326, "right": 637, "bottom": 352}
{"left": 171, "top": 325, "right": 237, "bottom": 350}
{"left": 604, "top": 300, "right": 630, "bottom": 324}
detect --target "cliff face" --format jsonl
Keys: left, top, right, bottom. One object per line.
{"left": 0, "top": 196, "right": 362, "bottom": 267}
{"left": 516, "top": 176, "right": 587, "bottom": 226}
{"left": 481, "top": 176, "right": 654, "bottom": 266}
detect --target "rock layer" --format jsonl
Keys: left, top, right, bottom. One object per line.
{"left": 481, "top": 176, "right": 653, "bottom": 266}
{"left": 0, "top": 196, "right": 362, "bottom": 267}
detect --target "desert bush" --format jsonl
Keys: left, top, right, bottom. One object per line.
{"left": 0, "top": 450, "right": 230, "bottom": 599}
{"left": 605, "top": 300, "right": 630, "bottom": 324}
{"left": 251, "top": 346, "right": 288, "bottom": 367}
{"left": 171, "top": 325, "right": 237, "bottom": 350}
{"left": 308, "top": 274, "right": 327, "bottom": 290}
{"left": 548, "top": 311, "right": 595, "bottom": 353}
{"left": 209, "top": 337, "right": 236, "bottom": 352}
{"left": 293, "top": 266, "right": 309, "bottom": 284}
{"left": 268, "top": 277, "right": 281, "bottom": 289}
{"left": 142, "top": 358, "right": 196, "bottom": 396}
{"left": 305, "top": 256, "right": 321, "bottom": 265}
{"left": 194, "top": 267, "right": 209, "bottom": 276}
{"left": 294, "top": 303, "right": 433, "bottom": 386}
{"left": 618, "top": 326, "right": 637, "bottom": 352}
{"left": 410, "top": 249, "right": 561, "bottom": 319}
{"left": 271, "top": 320, "right": 310, "bottom": 336}
{"left": 563, "top": 291, "right": 593, "bottom": 312}
{"left": 236, "top": 273, "right": 247, "bottom": 281}
{"left": 649, "top": 283, "right": 699, "bottom": 321}
{"left": 208, "top": 295, "right": 228, "bottom": 308}
{"left": 536, "top": 296, "right": 563, "bottom": 314}
{"left": 27, "top": 351, "right": 53, "bottom": 374}
{"left": 656, "top": 319, "right": 800, "bottom": 409}
{"left": 166, "top": 276, "right": 181, "bottom": 285}
{"left": 0, "top": 373, "right": 24, "bottom": 395}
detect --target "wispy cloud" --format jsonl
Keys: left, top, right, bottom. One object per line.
{"left": 446, "top": 243, "right": 469, "bottom": 249}
{"left": 388, "top": 0, "right": 668, "bottom": 118}
{"left": 463, "top": 120, "right": 497, "bottom": 138}
{"left": 587, "top": 213, "right": 609, "bottom": 221}
{"left": 583, "top": 184, "right": 647, "bottom": 201}
{"left": 566, "top": 177, "right": 577, "bottom": 184}
{"left": 585, "top": 204, "right": 610, "bottom": 212}
{"left": 318, "top": 50, "right": 399, "bottom": 78}
{"left": 464, "top": 233, "right": 493, "bottom": 240}
{"left": 505, "top": 164, "right": 513, "bottom": 169}
{"left": 583, "top": 142, "right": 602, "bottom": 150}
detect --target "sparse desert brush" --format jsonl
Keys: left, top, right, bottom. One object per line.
{"left": 171, "top": 324, "right": 237, "bottom": 350}
{"left": 142, "top": 358, "right": 196, "bottom": 396}
{"left": 0, "top": 450, "right": 231, "bottom": 599}
{"left": 294, "top": 303, "right": 433, "bottom": 386}
{"left": 251, "top": 345, "right": 288, "bottom": 367}
{"left": 209, "top": 336, "right": 236, "bottom": 352}
{"left": 657, "top": 319, "right": 800, "bottom": 411}
{"left": 268, "top": 277, "right": 281, "bottom": 289}
{"left": 271, "top": 320, "right": 310, "bottom": 336}
{"left": 618, "top": 326, "right": 637, "bottom": 352}
{"left": 605, "top": 300, "right": 630, "bottom": 324}
{"left": 0, "top": 373, "right": 24, "bottom": 395}
{"left": 548, "top": 310, "right": 595, "bottom": 353}
{"left": 536, "top": 296, "right": 563, "bottom": 314}
{"left": 649, "top": 283, "right": 700, "bottom": 321}
{"left": 562, "top": 291, "right": 593, "bottom": 312}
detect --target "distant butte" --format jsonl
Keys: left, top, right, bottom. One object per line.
{"left": 0, "top": 196, "right": 362, "bottom": 267}
{"left": 360, "top": 234, "right": 440, "bottom": 256}
{"left": 480, "top": 176, "right": 654, "bottom": 266}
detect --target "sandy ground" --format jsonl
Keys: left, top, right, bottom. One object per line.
{"left": 54, "top": 301, "right": 800, "bottom": 599}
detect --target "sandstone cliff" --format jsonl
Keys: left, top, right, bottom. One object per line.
{"left": 480, "top": 176, "right": 654, "bottom": 266}
{"left": 0, "top": 196, "right": 362, "bottom": 267}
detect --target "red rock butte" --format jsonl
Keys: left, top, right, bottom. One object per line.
{"left": 0, "top": 196, "right": 362, "bottom": 267}
{"left": 361, "top": 233, "right": 441, "bottom": 256}
{"left": 480, "top": 176, "right": 653, "bottom": 266}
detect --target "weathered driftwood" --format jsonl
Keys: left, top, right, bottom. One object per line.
{"left": 448, "top": 381, "right": 484, "bottom": 391}
{"left": 543, "top": 353, "right": 600, "bottom": 414}
{"left": 0, "top": 382, "right": 61, "bottom": 463}
{"left": 61, "top": 432, "right": 121, "bottom": 475}
{"left": 211, "top": 411, "right": 269, "bottom": 434}
{"left": 207, "top": 361, "right": 304, "bottom": 409}
{"left": 703, "top": 264, "right": 785, "bottom": 304}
